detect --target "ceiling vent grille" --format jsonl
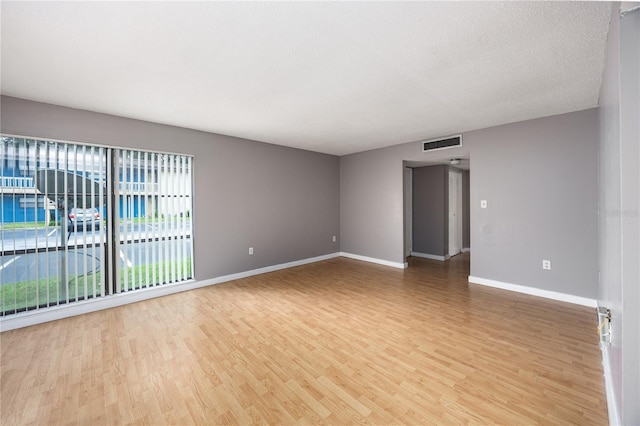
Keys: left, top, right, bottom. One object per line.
{"left": 422, "top": 135, "right": 462, "bottom": 152}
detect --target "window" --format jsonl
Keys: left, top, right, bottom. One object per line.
{"left": 0, "top": 136, "right": 194, "bottom": 316}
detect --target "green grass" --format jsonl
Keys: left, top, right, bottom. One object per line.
{"left": 1, "top": 258, "right": 192, "bottom": 315}
{"left": 122, "top": 215, "right": 191, "bottom": 225}
{"left": 119, "top": 257, "right": 192, "bottom": 291}
{"left": 0, "top": 274, "right": 99, "bottom": 314}
{"left": 0, "top": 221, "right": 59, "bottom": 230}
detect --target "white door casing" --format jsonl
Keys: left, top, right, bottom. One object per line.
{"left": 404, "top": 167, "right": 413, "bottom": 258}
{"left": 449, "top": 170, "right": 462, "bottom": 257}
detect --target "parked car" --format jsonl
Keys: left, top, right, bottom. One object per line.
{"left": 68, "top": 207, "right": 101, "bottom": 232}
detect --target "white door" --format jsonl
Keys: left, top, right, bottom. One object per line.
{"left": 449, "top": 171, "right": 462, "bottom": 257}
{"left": 404, "top": 167, "right": 413, "bottom": 258}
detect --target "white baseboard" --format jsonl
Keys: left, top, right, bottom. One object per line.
{"left": 339, "top": 252, "right": 408, "bottom": 269}
{"left": 599, "top": 338, "right": 621, "bottom": 426}
{"left": 467, "top": 276, "right": 598, "bottom": 307}
{"left": 462, "top": 247, "right": 471, "bottom": 253}
{"left": 411, "top": 252, "right": 449, "bottom": 261}
{"left": 207, "top": 252, "right": 341, "bottom": 284}
{"left": 0, "top": 252, "right": 341, "bottom": 332}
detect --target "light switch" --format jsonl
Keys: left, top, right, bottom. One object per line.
{"left": 481, "top": 200, "right": 487, "bottom": 209}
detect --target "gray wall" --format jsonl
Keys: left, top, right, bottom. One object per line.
{"left": 340, "top": 148, "right": 405, "bottom": 262}
{"left": 598, "top": 4, "right": 640, "bottom": 424}
{"left": 1, "top": 96, "right": 341, "bottom": 280}
{"left": 412, "top": 165, "right": 448, "bottom": 257}
{"left": 468, "top": 111, "right": 598, "bottom": 297}
{"left": 340, "top": 108, "right": 599, "bottom": 299}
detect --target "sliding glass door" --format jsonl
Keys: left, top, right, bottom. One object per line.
{"left": 0, "top": 136, "right": 194, "bottom": 316}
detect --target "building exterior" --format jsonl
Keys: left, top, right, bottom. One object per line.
{"left": 1, "top": 138, "right": 191, "bottom": 225}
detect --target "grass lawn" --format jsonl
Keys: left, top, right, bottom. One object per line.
{"left": 1, "top": 258, "right": 192, "bottom": 315}
{"left": 0, "top": 221, "right": 60, "bottom": 230}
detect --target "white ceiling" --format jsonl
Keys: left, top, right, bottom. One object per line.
{"left": 1, "top": 2, "right": 612, "bottom": 156}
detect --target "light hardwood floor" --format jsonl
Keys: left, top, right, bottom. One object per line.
{"left": 1, "top": 253, "right": 608, "bottom": 425}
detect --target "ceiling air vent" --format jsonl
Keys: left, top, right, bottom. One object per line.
{"left": 422, "top": 134, "right": 462, "bottom": 152}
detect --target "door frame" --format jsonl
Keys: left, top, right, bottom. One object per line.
{"left": 448, "top": 169, "right": 463, "bottom": 257}
{"left": 404, "top": 167, "right": 413, "bottom": 258}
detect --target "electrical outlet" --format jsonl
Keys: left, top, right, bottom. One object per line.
{"left": 542, "top": 260, "right": 551, "bottom": 270}
{"left": 249, "top": 247, "right": 254, "bottom": 255}
{"left": 332, "top": 235, "right": 336, "bottom": 242}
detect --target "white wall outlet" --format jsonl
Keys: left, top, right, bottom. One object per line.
{"left": 542, "top": 259, "right": 551, "bottom": 270}
{"left": 481, "top": 200, "right": 487, "bottom": 209}
{"left": 249, "top": 247, "right": 254, "bottom": 255}
{"left": 332, "top": 235, "right": 336, "bottom": 242}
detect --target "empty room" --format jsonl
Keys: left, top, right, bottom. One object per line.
{"left": 1, "top": 2, "right": 638, "bottom": 425}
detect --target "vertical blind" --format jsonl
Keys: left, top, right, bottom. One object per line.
{"left": 116, "top": 149, "right": 193, "bottom": 293}
{"left": 0, "top": 136, "right": 194, "bottom": 316}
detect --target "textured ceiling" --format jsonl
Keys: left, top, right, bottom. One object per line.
{"left": 1, "top": 2, "right": 612, "bottom": 155}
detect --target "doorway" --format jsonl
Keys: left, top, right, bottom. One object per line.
{"left": 448, "top": 170, "right": 463, "bottom": 257}
{"left": 404, "top": 167, "right": 413, "bottom": 258}
{"left": 403, "top": 159, "right": 470, "bottom": 265}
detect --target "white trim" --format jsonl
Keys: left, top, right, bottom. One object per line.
{"left": 599, "top": 338, "right": 621, "bottom": 425}
{"left": 209, "top": 252, "right": 341, "bottom": 283}
{"left": 462, "top": 247, "right": 470, "bottom": 253}
{"left": 467, "top": 276, "right": 598, "bottom": 307}
{"left": 339, "top": 252, "right": 408, "bottom": 269}
{"left": 404, "top": 167, "right": 413, "bottom": 258}
{"left": 0, "top": 252, "right": 341, "bottom": 332}
{"left": 411, "top": 252, "right": 449, "bottom": 261}
{"left": 448, "top": 169, "right": 463, "bottom": 257}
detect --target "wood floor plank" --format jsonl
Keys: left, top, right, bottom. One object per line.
{"left": 0, "top": 253, "right": 609, "bottom": 425}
